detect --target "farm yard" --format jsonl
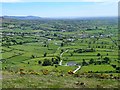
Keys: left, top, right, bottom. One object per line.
{"left": 0, "top": 16, "right": 120, "bottom": 88}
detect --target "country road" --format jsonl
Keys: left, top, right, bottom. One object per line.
{"left": 73, "top": 66, "right": 81, "bottom": 73}
{"left": 58, "top": 49, "right": 81, "bottom": 73}
{"left": 59, "top": 50, "right": 68, "bottom": 65}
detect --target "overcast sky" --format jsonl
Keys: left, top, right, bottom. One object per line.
{"left": 0, "top": 0, "right": 119, "bottom": 17}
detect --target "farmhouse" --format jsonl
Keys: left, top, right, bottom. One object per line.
{"left": 67, "top": 38, "right": 75, "bottom": 42}
{"left": 62, "top": 30, "right": 66, "bottom": 32}
{"left": 67, "top": 61, "right": 77, "bottom": 66}
{"left": 48, "top": 39, "right": 52, "bottom": 41}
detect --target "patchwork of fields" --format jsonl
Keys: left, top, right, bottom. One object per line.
{"left": 0, "top": 17, "right": 119, "bottom": 88}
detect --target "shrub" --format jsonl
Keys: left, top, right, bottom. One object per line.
{"left": 43, "top": 52, "right": 47, "bottom": 57}
{"left": 116, "top": 67, "right": 120, "bottom": 71}
{"left": 42, "top": 69, "right": 49, "bottom": 75}
{"left": 42, "top": 59, "right": 52, "bottom": 66}
{"left": 30, "top": 72, "right": 39, "bottom": 75}
{"left": 82, "top": 59, "right": 88, "bottom": 66}
{"left": 20, "top": 71, "right": 25, "bottom": 75}
{"left": 31, "top": 55, "right": 35, "bottom": 58}
{"left": 68, "top": 70, "right": 74, "bottom": 74}
{"left": 89, "top": 58, "right": 94, "bottom": 64}
{"left": 111, "top": 64, "right": 116, "bottom": 68}
{"left": 38, "top": 60, "right": 42, "bottom": 64}
{"left": 103, "top": 57, "right": 110, "bottom": 63}
{"left": 97, "top": 53, "right": 101, "bottom": 56}
{"left": 28, "top": 69, "right": 34, "bottom": 72}
{"left": 74, "top": 73, "right": 79, "bottom": 77}
{"left": 20, "top": 68, "right": 24, "bottom": 71}
{"left": 28, "top": 62, "right": 29, "bottom": 64}
{"left": 88, "top": 71, "right": 92, "bottom": 73}
{"left": 55, "top": 65, "right": 58, "bottom": 68}
{"left": 53, "top": 59, "right": 59, "bottom": 64}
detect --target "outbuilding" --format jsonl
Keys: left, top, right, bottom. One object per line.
{"left": 67, "top": 61, "right": 77, "bottom": 66}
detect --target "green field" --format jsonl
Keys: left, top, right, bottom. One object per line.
{"left": 1, "top": 17, "right": 119, "bottom": 88}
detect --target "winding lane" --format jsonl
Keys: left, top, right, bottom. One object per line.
{"left": 59, "top": 50, "right": 68, "bottom": 65}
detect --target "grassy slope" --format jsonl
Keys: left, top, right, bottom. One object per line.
{"left": 2, "top": 71, "right": 119, "bottom": 88}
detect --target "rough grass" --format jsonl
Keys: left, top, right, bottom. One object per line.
{"left": 2, "top": 71, "right": 119, "bottom": 88}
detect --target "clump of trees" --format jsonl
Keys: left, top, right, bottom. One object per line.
{"left": 42, "top": 56, "right": 60, "bottom": 66}
{"left": 89, "top": 58, "right": 94, "bottom": 64}
{"left": 82, "top": 59, "right": 88, "bottom": 66}
{"left": 42, "top": 59, "right": 52, "bottom": 66}
{"left": 74, "top": 48, "right": 95, "bottom": 53}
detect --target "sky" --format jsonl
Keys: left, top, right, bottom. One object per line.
{"left": 0, "top": 0, "right": 119, "bottom": 17}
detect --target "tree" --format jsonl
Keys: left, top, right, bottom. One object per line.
{"left": 89, "top": 58, "right": 94, "bottom": 64}
{"left": 38, "top": 60, "right": 42, "bottom": 64}
{"left": 111, "top": 64, "right": 116, "bottom": 68}
{"left": 97, "top": 53, "right": 101, "bottom": 56}
{"left": 98, "top": 46, "right": 100, "bottom": 48}
{"left": 106, "top": 53, "right": 108, "bottom": 56}
{"left": 55, "top": 65, "right": 58, "bottom": 68}
{"left": 103, "top": 57, "right": 110, "bottom": 63}
{"left": 53, "top": 59, "right": 59, "bottom": 64}
{"left": 11, "top": 39, "right": 17, "bottom": 45}
{"left": 70, "top": 52, "right": 73, "bottom": 56}
{"left": 42, "top": 59, "right": 52, "bottom": 66}
{"left": 43, "top": 52, "right": 47, "bottom": 57}
{"left": 61, "top": 49, "right": 64, "bottom": 53}
{"left": 51, "top": 58, "right": 54, "bottom": 62}
{"left": 56, "top": 56, "right": 60, "bottom": 61}
{"left": 19, "top": 42, "right": 23, "bottom": 45}
{"left": 82, "top": 59, "right": 88, "bottom": 66}
{"left": 116, "top": 67, "right": 120, "bottom": 72}
{"left": 31, "top": 55, "right": 35, "bottom": 58}
{"left": 61, "top": 42, "right": 64, "bottom": 47}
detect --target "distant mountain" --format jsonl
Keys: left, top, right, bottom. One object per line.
{"left": 2, "top": 16, "right": 42, "bottom": 20}
{"left": 1, "top": 16, "right": 117, "bottom": 21}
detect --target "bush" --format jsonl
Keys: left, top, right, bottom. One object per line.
{"left": 43, "top": 52, "right": 47, "bottom": 57}
{"left": 88, "top": 71, "right": 92, "bottom": 73}
{"left": 55, "top": 65, "right": 58, "bottom": 68}
{"left": 111, "top": 64, "right": 116, "bottom": 68}
{"left": 20, "top": 68, "right": 24, "bottom": 71}
{"left": 116, "top": 67, "right": 120, "bottom": 71}
{"left": 52, "top": 59, "right": 59, "bottom": 64}
{"left": 68, "top": 70, "right": 74, "bottom": 74}
{"left": 89, "top": 58, "right": 94, "bottom": 64}
{"left": 31, "top": 55, "right": 35, "bottom": 58}
{"left": 82, "top": 59, "right": 88, "bottom": 66}
{"left": 38, "top": 60, "right": 42, "bottom": 64}
{"left": 42, "top": 69, "right": 49, "bottom": 75}
{"left": 103, "top": 57, "right": 110, "bottom": 63}
{"left": 20, "top": 71, "right": 26, "bottom": 75}
{"left": 42, "top": 59, "right": 52, "bottom": 66}
{"left": 74, "top": 73, "right": 79, "bottom": 77}
{"left": 97, "top": 53, "right": 101, "bottom": 56}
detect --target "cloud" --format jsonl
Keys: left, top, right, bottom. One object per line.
{"left": 1, "top": 0, "right": 119, "bottom": 3}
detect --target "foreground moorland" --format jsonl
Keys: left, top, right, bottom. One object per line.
{"left": 0, "top": 16, "right": 120, "bottom": 88}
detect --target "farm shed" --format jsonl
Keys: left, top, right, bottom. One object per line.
{"left": 67, "top": 61, "right": 77, "bottom": 66}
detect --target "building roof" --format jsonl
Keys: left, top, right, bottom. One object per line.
{"left": 67, "top": 61, "right": 77, "bottom": 66}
